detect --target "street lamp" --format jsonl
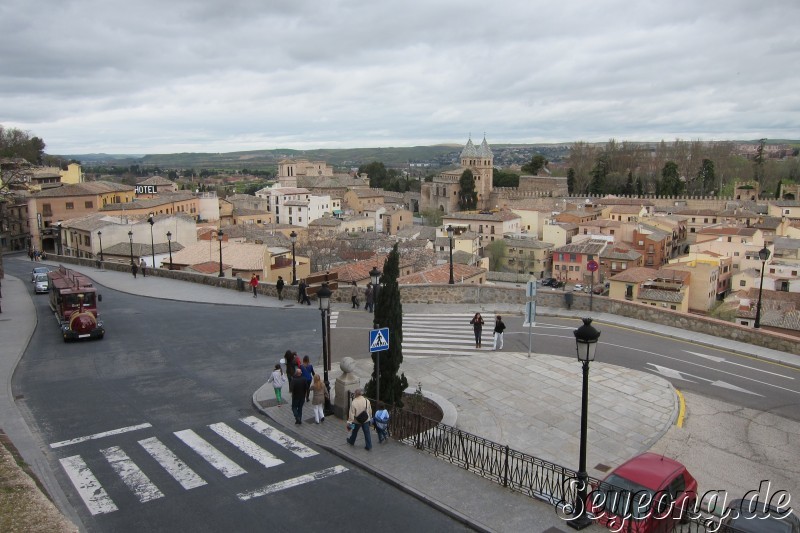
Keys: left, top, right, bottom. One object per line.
{"left": 148, "top": 213, "right": 155, "bottom": 269}
{"left": 217, "top": 229, "right": 225, "bottom": 277}
{"left": 166, "top": 231, "right": 173, "bottom": 270}
{"left": 128, "top": 230, "right": 134, "bottom": 265}
{"left": 97, "top": 231, "right": 104, "bottom": 262}
{"left": 447, "top": 225, "right": 455, "bottom": 284}
{"left": 56, "top": 221, "right": 63, "bottom": 256}
{"left": 754, "top": 246, "right": 771, "bottom": 328}
{"left": 317, "top": 283, "right": 334, "bottom": 415}
{"left": 568, "top": 318, "right": 601, "bottom": 531}
{"left": 369, "top": 266, "right": 381, "bottom": 314}
{"left": 290, "top": 230, "right": 298, "bottom": 285}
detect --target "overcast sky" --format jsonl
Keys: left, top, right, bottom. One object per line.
{"left": 1, "top": 0, "right": 798, "bottom": 155}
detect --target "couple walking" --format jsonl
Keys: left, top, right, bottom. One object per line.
{"left": 470, "top": 313, "right": 505, "bottom": 350}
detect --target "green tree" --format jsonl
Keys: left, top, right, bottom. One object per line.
{"left": 697, "top": 158, "right": 716, "bottom": 195}
{"left": 358, "top": 161, "right": 389, "bottom": 189}
{"left": 486, "top": 239, "right": 506, "bottom": 271}
{"left": 0, "top": 125, "right": 46, "bottom": 164}
{"left": 365, "top": 244, "right": 409, "bottom": 407}
{"left": 567, "top": 168, "right": 575, "bottom": 194}
{"left": 420, "top": 208, "right": 443, "bottom": 227}
{"left": 658, "top": 161, "right": 684, "bottom": 196}
{"left": 635, "top": 176, "right": 643, "bottom": 196}
{"left": 753, "top": 138, "right": 766, "bottom": 183}
{"left": 492, "top": 168, "right": 519, "bottom": 188}
{"left": 589, "top": 153, "right": 609, "bottom": 194}
{"left": 521, "top": 154, "right": 547, "bottom": 175}
{"left": 458, "top": 169, "right": 478, "bottom": 210}
{"left": 775, "top": 179, "right": 782, "bottom": 199}
{"left": 623, "top": 171, "right": 635, "bottom": 195}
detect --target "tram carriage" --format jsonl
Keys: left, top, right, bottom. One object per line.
{"left": 47, "top": 266, "right": 105, "bottom": 342}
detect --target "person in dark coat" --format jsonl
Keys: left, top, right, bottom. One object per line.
{"left": 365, "top": 283, "right": 374, "bottom": 312}
{"left": 298, "top": 279, "right": 311, "bottom": 305}
{"left": 470, "top": 312, "right": 485, "bottom": 348}
{"left": 290, "top": 368, "right": 306, "bottom": 424}
{"left": 493, "top": 315, "right": 506, "bottom": 350}
{"left": 276, "top": 276, "right": 285, "bottom": 300}
{"left": 131, "top": 262, "right": 138, "bottom": 278}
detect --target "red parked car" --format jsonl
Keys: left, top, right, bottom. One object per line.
{"left": 589, "top": 452, "right": 698, "bottom": 533}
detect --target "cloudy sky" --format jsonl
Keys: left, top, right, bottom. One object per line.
{"left": 2, "top": 0, "right": 798, "bottom": 155}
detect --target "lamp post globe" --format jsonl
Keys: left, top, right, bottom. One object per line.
{"left": 97, "top": 231, "right": 104, "bottom": 262}
{"left": 447, "top": 225, "right": 455, "bottom": 284}
{"left": 127, "top": 230, "right": 134, "bottom": 265}
{"left": 290, "top": 230, "right": 298, "bottom": 285}
{"left": 217, "top": 229, "right": 225, "bottom": 277}
{"left": 166, "top": 231, "right": 173, "bottom": 271}
{"left": 754, "top": 246, "right": 771, "bottom": 328}
{"left": 148, "top": 213, "right": 155, "bottom": 269}
{"left": 369, "top": 266, "right": 381, "bottom": 314}
{"left": 568, "top": 318, "right": 601, "bottom": 530}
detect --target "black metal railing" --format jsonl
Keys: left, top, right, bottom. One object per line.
{"left": 379, "top": 399, "right": 740, "bottom": 533}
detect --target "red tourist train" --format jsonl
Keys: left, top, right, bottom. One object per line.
{"left": 47, "top": 266, "right": 105, "bottom": 342}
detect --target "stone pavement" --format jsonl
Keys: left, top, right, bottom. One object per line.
{"left": 3, "top": 255, "right": 799, "bottom": 532}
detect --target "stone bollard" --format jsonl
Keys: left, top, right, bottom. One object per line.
{"left": 334, "top": 357, "right": 360, "bottom": 419}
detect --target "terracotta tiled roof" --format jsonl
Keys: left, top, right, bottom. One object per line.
{"left": 170, "top": 241, "right": 265, "bottom": 271}
{"left": 138, "top": 176, "right": 175, "bottom": 186}
{"left": 32, "top": 180, "right": 135, "bottom": 198}
{"left": 697, "top": 225, "right": 758, "bottom": 236}
{"left": 609, "top": 267, "right": 659, "bottom": 283}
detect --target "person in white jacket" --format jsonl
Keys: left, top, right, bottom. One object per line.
{"left": 267, "top": 364, "right": 286, "bottom": 405}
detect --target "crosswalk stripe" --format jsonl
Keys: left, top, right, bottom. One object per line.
{"left": 209, "top": 423, "right": 284, "bottom": 469}
{"left": 101, "top": 446, "right": 164, "bottom": 503}
{"left": 404, "top": 348, "right": 488, "bottom": 357}
{"left": 138, "top": 437, "right": 207, "bottom": 490}
{"left": 50, "top": 423, "right": 152, "bottom": 448}
{"left": 60, "top": 455, "right": 118, "bottom": 515}
{"left": 330, "top": 311, "right": 339, "bottom": 328}
{"left": 237, "top": 465, "right": 349, "bottom": 501}
{"left": 174, "top": 429, "right": 247, "bottom": 478}
{"left": 240, "top": 416, "right": 318, "bottom": 458}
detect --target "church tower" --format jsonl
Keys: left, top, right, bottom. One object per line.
{"left": 460, "top": 135, "right": 494, "bottom": 209}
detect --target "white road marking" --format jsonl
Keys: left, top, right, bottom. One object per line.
{"left": 684, "top": 350, "right": 726, "bottom": 363}
{"left": 60, "top": 455, "right": 118, "bottom": 515}
{"left": 139, "top": 437, "right": 207, "bottom": 490}
{"left": 709, "top": 380, "right": 764, "bottom": 396}
{"left": 239, "top": 416, "right": 318, "bottom": 458}
{"left": 50, "top": 423, "right": 152, "bottom": 448}
{"left": 647, "top": 364, "right": 697, "bottom": 382}
{"left": 209, "top": 423, "right": 284, "bottom": 469}
{"left": 646, "top": 364, "right": 763, "bottom": 396}
{"left": 237, "top": 465, "right": 348, "bottom": 501}
{"left": 174, "top": 429, "right": 246, "bottom": 478}
{"left": 102, "top": 446, "right": 164, "bottom": 503}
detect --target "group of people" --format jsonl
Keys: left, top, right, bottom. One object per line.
{"left": 350, "top": 281, "right": 375, "bottom": 312}
{"left": 28, "top": 249, "right": 47, "bottom": 261}
{"left": 268, "top": 350, "right": 328, "bottom": 424}
{"left": 470, "top": 313, "right": 506, "bottom": 350}
{"left": 346, "top": 389, "right": 390, "bottom": 450}
{"left": 131, "top": 258, "right": 148, "bottom": 278}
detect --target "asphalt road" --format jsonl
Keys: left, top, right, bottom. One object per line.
{"left": 332, "top": 309, "right": 800, "bottom": 422}
{"left": 7, "top": 261, "right": 467, "bottom": 533}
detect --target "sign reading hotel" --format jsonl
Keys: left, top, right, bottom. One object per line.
{"left": 135, "top": 185, "right": 158, "bottom": 195}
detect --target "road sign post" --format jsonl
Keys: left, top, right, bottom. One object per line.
{"left": 525, "top": 280, "right": 537, "bottom": 358}
{"left": 369, "top": 327, "right": 390, "bottom": 404}
{"left": 587, "top": 260, "right": 599, "bottom": 312}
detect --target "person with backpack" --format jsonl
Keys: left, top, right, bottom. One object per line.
{"left": 346, "top": 389, "right": 373, "bottom": 450}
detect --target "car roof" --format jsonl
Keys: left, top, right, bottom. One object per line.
{"left": 606, "top": 452, "right": 686, "bottom": 490}
{"left": 727, "top": 499, "right": 799, "bottom": 519}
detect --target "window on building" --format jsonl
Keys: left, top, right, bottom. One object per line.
{"left": 85, "top": 201, "right": 93, "bottom": 208}
{"left": 66, "top": 202, "right": 74, "bottom": 210}
{"left": 570, "top": 253, "right": 576, "bottom": 262}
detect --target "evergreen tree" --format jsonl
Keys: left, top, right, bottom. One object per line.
{"left": 623, "top": 171, "right": 635, "bottom": 195}
{"left": 365, "top": 244, "right": 409, "bottom": 407}
{"left": 697, "top": 158, "right": 716, "bottom": 195}
{"left": 635, "top": 177, "right": 643, "bottom": 196}
{"left": 775, "top": 180, "right": 783, "bottom": 200}
{"left": 567, "top": 168, "right": 575, "bottom": 194}
{"left": 458, "top": 169, "right": 478, "bottom": 210}
{"left": 658, "top": 161, "right": 684, "bottom": 196}
{"left": 521, "top": 154, "right": 547, "bottom": 175}
{"left": 589, "top": 153, "right": 609, "bottom": 194}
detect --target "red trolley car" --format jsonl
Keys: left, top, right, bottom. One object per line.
{"left": 47, "top": 266, "right": 105, "bottom": 341}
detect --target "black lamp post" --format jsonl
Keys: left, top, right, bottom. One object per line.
{"left": 217, "top": 229, "right": 225, "bottom": 277}
{"left": 568, "top": 318, "right": 601, "bottom": 530}
{"left": 290, "top": 230, "right": 298, "bottom": 285}
{"left": 166, "top": 231, "right": 173, "bottom": 270}
{"left": 97, "top": 231, "right": 104, "bottom": 262}
{"left": 754, "top": 246, "right": 771, "bottom": 328}
{"left": 56, "top": 221, "right": 63, "bottom": 256}
{"left": 369, "top": 266, "right": 381, "bottom": 314}
{"left": 447, "top": 225, "right": 455, "bottom": 284}
{"left": 148, "top": 213, "right": 155, "bottom": 269}
{"left": 317, "top": 283, "right": 334, "bottom": 415}
{"left": 128, "top": 230, "right": 134, "bottom": 265}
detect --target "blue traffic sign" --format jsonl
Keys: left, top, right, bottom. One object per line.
{"left": 369, "top": 328, "right": 390, "bottom": 352}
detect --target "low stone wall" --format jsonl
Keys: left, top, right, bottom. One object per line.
{"left": 52, "top": 255, "right": 800, "bottom": 355}
{"left": 486, "top": 271, "right": 531, "bottom": 284}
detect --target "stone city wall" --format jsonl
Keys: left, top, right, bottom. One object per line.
{"left": 54, "top": 254, "right": 800, "bottom": 355}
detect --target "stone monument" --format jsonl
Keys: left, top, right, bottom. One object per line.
{"left": 334, "top": 356, "right": 360, "bottom": 419}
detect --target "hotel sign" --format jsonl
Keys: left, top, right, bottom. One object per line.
{"left": 135, "top": 185, "right": 157, "bottom": 195}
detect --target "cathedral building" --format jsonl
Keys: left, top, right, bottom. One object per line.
{"left": 421, "top": 136, "right": 494, "bottom": 214}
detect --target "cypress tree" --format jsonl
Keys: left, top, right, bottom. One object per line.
{"left": 365, "top": 243, "right": 409, "bottom": 406}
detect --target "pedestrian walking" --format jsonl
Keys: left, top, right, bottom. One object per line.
{"left": 470, "top": 312, "right": 485, "bottom": 348}
{"left": 267, "top": 364, "right": 286, "bottom": 405}
{"left": 373, "top": 402, "right": 390, "bottom": 444}
{"left": 310, "top": 375, "right": 328, "bottom": 424}
{"left": 131, "top": 262, "right": 138, "bottom": 278}
{"left": 285, "top": 350, "right": 300, "bottom": 387}
{"left": 139, "top": 258, "right": 147, "bottom": 277}
{"left": 365, "top": 283, "right": 374, "bottom": 312}
{"left": 347, "top": 389, "right": 373, "bottom": 450}
{"left": 290, "top": 368, "right": 306, "bottom": 424}
{"left": 301, "top": 355, "right": 315, "bottom": 402}
{"left": 350, "top": 281, "right": 360, "bottom": 309}
{"left": 249, "top": 274, "right": 259, "bottom": 298}
{"left": 276, "top": 276, "right": 285, "bottom": 300}
{"left": 493, "top": 315, "right": 506, "bottom": 351}
{"left": 28, "top": 249, "right": 34, "bottom": 261}
{"left": 298, "top": 279, "right": 311, "bottom": 305}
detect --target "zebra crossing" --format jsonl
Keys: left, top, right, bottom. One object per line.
{"left": 55, "top": 416, "right": 346, "bottom": 516}
{"left": 402, "top": 313, "right": 494, "bottom": 358}
{"left": 329, "top": 310, "right": 339, "bottom": 329}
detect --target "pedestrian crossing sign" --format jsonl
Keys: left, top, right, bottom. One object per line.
{"left": 369, "top": 328, "right": 390, "bottom": 352}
